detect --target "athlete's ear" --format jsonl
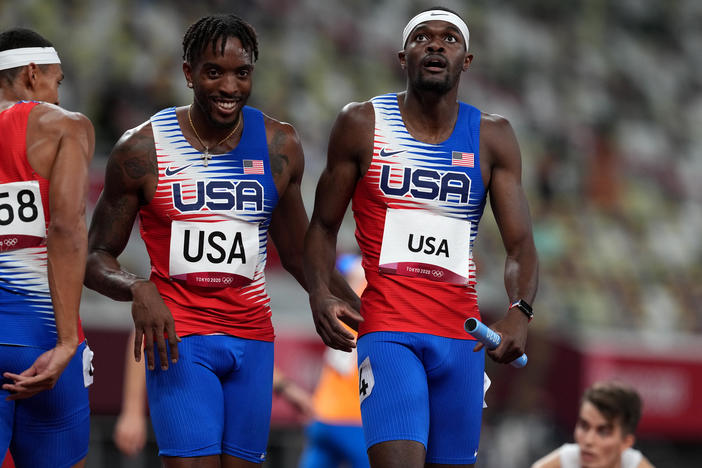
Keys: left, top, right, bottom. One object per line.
{"left": 25, "top": 62, "right": 40, "bottom": 88}
{"left": 398, "top": 50, "right": 407, "bottom": 70}
{"left": 182, "top": 61, "right": 193, "bottom": 89}
{"left": 463, "top": 53, "right": 474, "bottom": 72}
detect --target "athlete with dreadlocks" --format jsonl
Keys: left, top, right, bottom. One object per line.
{"left": 85, "top": 14, "right": 360, "bottom": 467}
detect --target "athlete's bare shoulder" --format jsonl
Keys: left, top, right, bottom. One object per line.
{"left": 262, "top": 113, "right": 304, "bottom": 181}
{"left": 104, "top": 119, "right": 158, "bottom": 201}
{"left": 29, "top": 102, "right": 92, "bottom": 139}
{"left": 328, "top": 100, "right": 375, "bottom": 172}
{"left": 480, "top": 111, "right": 513, "bottom": 139}
{"left": 337, "top": 100, "right": 374, "bottom": 132}
{"left": 530, "top": 447, "right": 562, "bottom": 468}
{"left": 25, "top": 103, "right": 94, "bottom": 178}
{"left": 479, "top": 111, "right": 521, "bottom": 173}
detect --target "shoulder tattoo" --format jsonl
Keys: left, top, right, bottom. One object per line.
{"left": 269, "top": 129, "right": 290, "bottom": 177}
{"left": 120, "top": 131, "right": 157, "bottom": 180}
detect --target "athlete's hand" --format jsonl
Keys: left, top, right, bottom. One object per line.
{"left": 2, "top": 342, "right": 76, "bottom": 400}
{"left": 310, "top": 294, "right": 363, "bottom": 352}
{"left": 277, "top": 381, "right": 315, "bottom": 419}
{"left": 474, "top": 308, "right": 528, "bottom": 364}
{"left": 131, "top": 280, "right": 180, "bottom": 370}
{"left": 113, "top": 410, "right": 148, "bottom": 457}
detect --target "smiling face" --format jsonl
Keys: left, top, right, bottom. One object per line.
{"left": 183, "top": 36, "right": 253, "bottom": 129}
{"left": 399, "top": 20, "right": 471, "bottom": 94}
{"left": 574, "top": 401, "right": 635, "bottom": 468}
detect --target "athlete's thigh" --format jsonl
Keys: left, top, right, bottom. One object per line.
{"left": 221, "top": 337, "right": 273, "bottom": 464}
{"left": 10, "top": 342, "right": 91, "bottom": 468}
{"left": 146, "top": 336, "right": 225, "bottom": 458}
{"left": 425, "top": 338, "right": 484, "bottom": 465}
{"left": 357, "top": 332, "right": 430, "bottom": 451}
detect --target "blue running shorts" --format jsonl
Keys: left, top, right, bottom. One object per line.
{"left": 0, "top": 341, "right": 92, "bottom": 468}
{"left": 357, "top": 331, "right": 485, "bottom": 465}
{"left": 145, "top": 335, "right": 274, "bottom": 462}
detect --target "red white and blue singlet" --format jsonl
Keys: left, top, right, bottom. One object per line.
{"left": 353, "top": 93, "right": 487, "bottom": 339}
{"left": 0, "top": 101, "right": 84, "bottom": 348}
{"left": 142, "top": 106, "right": 278, "bottom": 341}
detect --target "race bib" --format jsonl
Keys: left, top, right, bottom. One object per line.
{"left": 169, "top": 219, "right": 259, "bottom": 288}
{"left": 358, "top": 356, "right": 375, "bottom": 404}
{"left": 82, "top": 344, "right": 94, "bottom": 387}
{"left": 0, "top": 181, "right": 46, "bottom": 251}
{"left": 378, "top": 208, "right": 470, "bottom": 284}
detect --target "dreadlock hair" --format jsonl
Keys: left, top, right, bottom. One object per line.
{"left": 0, "top": 27, "right": 54, "bottom": 83}
{"left": 182, "top": 14, "right": 259, "bottom": 66}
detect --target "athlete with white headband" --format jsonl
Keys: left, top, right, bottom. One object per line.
{"left": 306, "top": 5, "right": 538, "bottom": 468}
{"left": 0, "top": 46, "right": 61, "bottom": 71}
{"left": 401, "top": 9, "right": 470, "bottom": 50}
{"left": 0, "top": 27, "right": 94, "bottom": 468}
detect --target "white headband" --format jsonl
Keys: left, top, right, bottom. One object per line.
{"left": 0, "top": 47, "right": 61, "bottom": 71}
{"left": 402, "top": 10, "right": 469, "bottom": 50}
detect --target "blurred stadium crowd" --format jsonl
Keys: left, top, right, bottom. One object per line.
{"left": 2, "top": 0, "right": 702, "bottom": 466}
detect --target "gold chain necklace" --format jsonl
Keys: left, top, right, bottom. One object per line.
{"left": 187, "top": 105, "right": 242, "bottom": 167}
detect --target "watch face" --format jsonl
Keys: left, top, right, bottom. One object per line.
{"left": 512, "top": 300, "right": 533, "bottom": 318}
{"left": 519, "top": 300, "right": 532, "bottom": 314}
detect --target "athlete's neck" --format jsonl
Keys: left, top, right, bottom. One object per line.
{"left": 0, "top": 86, "right": 30, "bottom": 110}
{"left": 398, "top": 89, "right": 460, "bottom": 144}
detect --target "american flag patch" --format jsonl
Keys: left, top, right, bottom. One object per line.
{"left": 452, "top": 151, "right": 474, "bottom": 167}
{"left": 243, "top": 159, "right": 264, "bottom": 174}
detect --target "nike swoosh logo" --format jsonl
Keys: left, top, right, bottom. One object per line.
{"left": 379, "top": 148, "right": 405, "bottom": 157}
{"left": 164, "top": 164, "right": 193, "bottom": 177}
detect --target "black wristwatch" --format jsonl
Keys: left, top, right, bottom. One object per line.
{"left": 509, "top": 299, "right": 533, "bottom": 322}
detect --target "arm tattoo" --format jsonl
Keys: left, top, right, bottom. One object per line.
{"left": 102, "top": 195, "right": 137, "bottom": 254}
{"left": 123, "top": 157, "right": 151, "bottom": 179}
{"left": 122, "top": 131, "right": 158, "bottom": 180}
{"left": 269, "top": 130, "right": 289, "bottom": 177}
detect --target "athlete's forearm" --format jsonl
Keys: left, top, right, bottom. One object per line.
{"left": 119, "top": 331, "right": 146, "bottom": 416}
{"left": 85, "top": 250, "right": 149, "bottom": 302}
{"left": 503, "top": 238, "right": 539, "bottom": 305}
{"left": 47, "top": 216, "right": 87, "bottom": 350}
{"left": 304, "top": 220, "right": 339, "bottom": 300}
{"left": 45, "top": 117, "right": 93, "bottom": 350}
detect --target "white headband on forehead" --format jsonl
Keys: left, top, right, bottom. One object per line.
{"left": 0, "top": 47, "right": 61, "bottom": 71}
{"left": 402, "top": 10, "right": 469, "bottom": 50}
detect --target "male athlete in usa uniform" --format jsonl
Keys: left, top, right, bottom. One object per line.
{"left": 0, "top": 28, "right": 94, "bottom": 468}
{"left": 304, "top": 7, "right": 539, "bottom": 468}
{"left": 84, "top": 14, "right": 359, "bottom": 468}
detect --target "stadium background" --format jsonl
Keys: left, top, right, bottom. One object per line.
{"left": 2, "top": 0, "right": 701, "bottom": 466}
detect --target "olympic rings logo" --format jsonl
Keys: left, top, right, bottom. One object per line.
{"left": 3, "top": 238, "right": 18, "bottom": 247}
{"left": 432, "top": 270, "right": 444, "bottom": 278}
{"left": 222, "top": 276, "right": 233, "bottom": 285}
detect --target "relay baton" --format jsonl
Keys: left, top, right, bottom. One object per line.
{"left": 464, "top": 317, "right": 528, "bottom": 368}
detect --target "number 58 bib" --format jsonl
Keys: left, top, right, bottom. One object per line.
{"left": 169, "top": 219, "right": 259, "bottom": 288}
{"left": 0, "top": 181, "right": 46, "bottom": 251}
{"left": 378, "top": 208, "right": 470, "bottom": 284}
